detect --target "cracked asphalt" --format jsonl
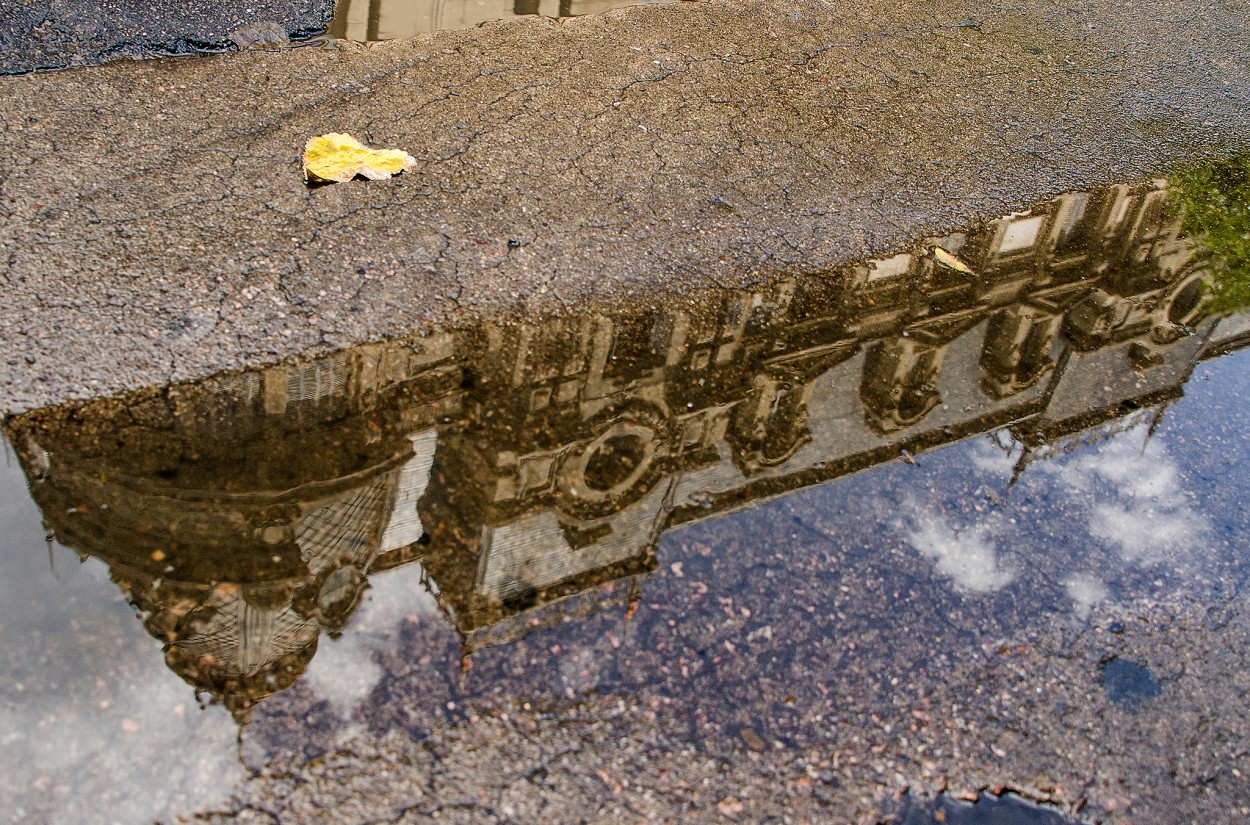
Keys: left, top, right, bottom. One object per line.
{"left": 0, "top": 0, "right": 1248, "bottom": 413}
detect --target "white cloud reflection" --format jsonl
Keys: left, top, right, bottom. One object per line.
{"left": 900, "top": 417, "right": 1210, "bottom": 614}
{"left": 302, "top": 563, "right": 441, "bottom": 720}
{"left": 0, "top": 455, "right": 245, "bottom": 825}
{"left": 0, "top": 560, "right": 245, "bottom": 825}
{"left": 905, "top": 511, "right": 1015, "bottom": 594}
{"left": 1063, "top": 573, "right": 1109, "bottom": 619}
{"left": 1042, "top": 429, "right": 1210, "bottom": 569}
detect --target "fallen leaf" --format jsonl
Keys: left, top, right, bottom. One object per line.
{"left": 932, "top": 246, "right": 974, "bottom": 275}
{"left": 302, "top": 132, "right": 416, "bottom": 183}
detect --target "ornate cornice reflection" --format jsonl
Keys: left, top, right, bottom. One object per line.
{"left": 7, "top": 177, "right": 1237, "bottom": 717}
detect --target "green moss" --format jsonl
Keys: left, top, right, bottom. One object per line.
{"left": 1170, "top": 153, "right": 1250, "bottom": 313}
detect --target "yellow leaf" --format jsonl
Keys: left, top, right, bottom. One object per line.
{"left": 302, "top": 132, "right": 416, "bottom": 183}
{"left": 932, "top": 246, "right": 974, "bottom": 275}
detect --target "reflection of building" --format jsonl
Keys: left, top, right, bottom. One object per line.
{"left": 329, "top": 0, "right": 671, "bottom": 41}
{"left": 6, "top": 179, "right": 1235, "bottom": 716}
{"left": 9, "top": 340, "right": 458, "bottom": 719}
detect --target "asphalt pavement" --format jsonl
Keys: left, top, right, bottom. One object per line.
{"left": 0, "top": 0, "right": 1247, "bottom": 415}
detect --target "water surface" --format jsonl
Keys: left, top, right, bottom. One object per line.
{"left": 4, "top": 176, "right": 1250, "bottom": 823}
{"left": 328, "top": 0, "right": 676, "bottom": 42}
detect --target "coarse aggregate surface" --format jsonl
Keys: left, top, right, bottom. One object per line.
{"left": 0, "top": 0, "right": 1248, "bottom": 411}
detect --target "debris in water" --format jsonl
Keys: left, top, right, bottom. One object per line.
{"left": 894, "top": 791, "right": 1077, "bottom": 823}
{"left": 302, "top": 133, "right": 417, "bottom": 184}
{"left": 932, "top": 246, "right": 975, "bottom": 275}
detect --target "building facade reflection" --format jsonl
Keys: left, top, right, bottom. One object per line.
{"left": 329, "top": 0, "right": 672, "bottom": 42}
{"left": 7, "top": 179, "right": 1244, "bottom": 718}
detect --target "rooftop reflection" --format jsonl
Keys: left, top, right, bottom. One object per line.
{"left": 7, "top": 176, "right": 1247, "bottom": 720}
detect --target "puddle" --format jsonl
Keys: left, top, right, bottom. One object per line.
{"left": 0, "top": 0, "right": 677, "bottom": 74}
{"left": 894, "top": 792, "right": 1079, "bottom": 824}
{"left": 4, "top": 174, "right": 1250, "bottom": 822}
{"left": 328, "top": 0, "right": 676, "bottom": 43}
{"left": 0, "top": 3, "right": 334, "bottom": 75}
